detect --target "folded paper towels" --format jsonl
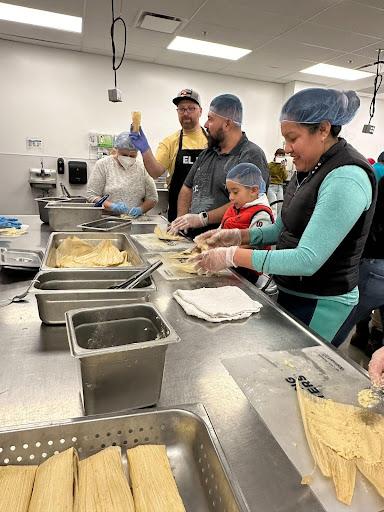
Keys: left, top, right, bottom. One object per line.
{"left": 173, "top": 285, "right": 262, "bottom": 322}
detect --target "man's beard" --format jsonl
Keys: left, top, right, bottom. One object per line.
{"left": 207, "top": 128, "right": 224, "bottom": 149}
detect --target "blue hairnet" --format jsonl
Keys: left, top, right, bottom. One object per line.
{"left": 115, "top": 132, "right": 136, "bottom": 150}
{"left": 280, "top": 88, "right": 360, "bottom": 125}
{"left": 226, "top": 163, "right": 266, "bottom": 193}
{"left": 209, "top": 94, "right": 243, "bottom": 125}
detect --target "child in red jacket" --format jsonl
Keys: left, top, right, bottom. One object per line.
{"left": 221, "top": 162, "right": 274, "bottom": 283}
{"left": 221, "top": 163, "right": 274, "bottom": 230}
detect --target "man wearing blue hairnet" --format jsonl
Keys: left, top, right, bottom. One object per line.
{"left": 87, "top": 131, "right": 158, "bottom": 217}
{"left": 169, "top": 93, "right": 269, "bottom": 237}
{"left": 195, "top": 88, "right": 377, "bottom": 345}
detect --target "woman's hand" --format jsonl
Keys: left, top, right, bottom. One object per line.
{"left": 368, "top": 346, "right": 384, "bottom": 387}
{"left": 194, "top": 228, "right": 242, "bottom": 248}
{"left": 128, "top": 207, "right": 142, "bottom": 218}
{"left": 192, "top": 246, "right": 238, "bottom": 273}
{"left": 110, "top": 201, "right": 130, "bottom": 214}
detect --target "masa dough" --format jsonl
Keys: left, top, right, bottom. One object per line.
{"left": 297, "top": 383, "right": 384, "bottom": 505}
{"left": 55, "top": 236, "right": 132, "bottom": 268}
{"left": 154, "top": 225, "right": 183, "bottom": 241}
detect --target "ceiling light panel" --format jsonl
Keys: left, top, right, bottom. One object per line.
{"left": 0, "top": 2, "right": 82, "bottom": 33}
{"left": 167, "top": 36, "right": 251, "bottom": 61}
{"left": 300, "top": 63, "right": 373, "bottom": 81}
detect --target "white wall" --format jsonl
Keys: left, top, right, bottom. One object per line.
{"left": 0, "top": 39, "right": 284, "bottom": 214}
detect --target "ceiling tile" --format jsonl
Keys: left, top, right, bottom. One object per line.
{"left": 155, "top": 49, "right": 228, "bottom": 73}
{"left": 310, "top": 1, "right": 384, "bottom": 39}
{"left": 226, "top": 0, "right": 338, "bottom": 19}
{"left": 180, "top": 21, "right": 269, "bottom": 50}
{"left": 284, "top": 22, "right": 379, "bottom": 52}
{"left": 124, "top": 0, "right": 207, "bottom": 24}
{"left": 192, "top": 0, "right": 302, "bottom": 36}
{"left": 2, "top": 0, "right": 84, "bottom": 16}
{"left": 258, "top": 38, "right": 344, "bottom": 62}
{"left": 0, "top": 20, "right": 82, "bottom": 46}
{"left": 326, "top": 53, "right": 375, "bottom": 69}
{"left": 345, "top": 0, "right": 384, "bottom": 10}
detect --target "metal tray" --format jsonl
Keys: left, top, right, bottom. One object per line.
{"left": 0, "top": 404, "right": 248, "bottom": 512}
{"left": 41, "top": 232, "right": 146, "bottom": 271}
{"left": 66, "top": 303, "right": 179, "bottom": 415}
{"left": 78, "top": 216, "right": 132, "bottom": 232}
{"left": 35, "top": 196, "right": 86, "bottom": 223}
{"left": 45, "top": 202, "right": 103, "bottom": 231}
{"left": 32, "top": 269, "right": 156, "bottom": 324}
{"left": 0, "top": 248, "right": 44, "bottom": 270}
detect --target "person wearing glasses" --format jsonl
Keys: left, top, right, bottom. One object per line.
{"left": 169, "top": 93, "right": 270, "bottom": 237}
{"left": 129, "top": 89, "right": 208, "bottom": 221}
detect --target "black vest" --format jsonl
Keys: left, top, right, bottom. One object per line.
{"left": 363, "top": 176, "right": 384, "bottom": 259}
{"left": 275, "top": 138, "right": 377, "bottom": 295}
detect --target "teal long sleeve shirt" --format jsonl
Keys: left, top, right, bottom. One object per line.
{"left": 249, "top": 165, "right": 372, "bottom": 279}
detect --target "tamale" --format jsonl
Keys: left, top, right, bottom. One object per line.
{"left": 132, "top": 111, "right": 141, "bottom": 132}
{"left": 56, "top": 239, "right": 129, "bottom": 268}
{"left": 154, "top": 225, "right": 183, "bottom": 241}
{"left": 28, "top": 447, "right": 78, "bottom": 512}
{"left": 127, "top": 444, "right": 186, "bottom": 512}
{"left": 0, "top": 465, "right": 37, "bottom": 511}
{"left": 356, "top": 459, "right": 384, "bottom": 497}
{"left": 74, "top": 446, "right": 134, "bottom": 512}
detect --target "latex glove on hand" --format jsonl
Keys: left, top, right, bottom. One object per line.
{"left": 129, "top": 128, "right": 150, "bottom": 154}
{"left": 368, "top": 346, "right": 384, "bottom": 387}
{"left": 110, "top": 201, "right": 130, "bottom": 215}
{"left": 192, "top": 246, "right": 238, "bottom": 273}
{"left": 194, "top": 228, "right": 241, "bottom": 249}
{"left": 128, "top": 207, "right": 142, "bottom": 218}
{"left": 169, "top": 213, "right": 207, "bottom": 234}
{"left": 0, "top": 216, "right": 22, "bottom": 229}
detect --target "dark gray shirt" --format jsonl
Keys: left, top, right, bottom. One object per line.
{"left": 184, "top": 133, "right": 269, "bottom": 213}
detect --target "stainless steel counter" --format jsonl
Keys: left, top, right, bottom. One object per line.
{"left": 0, "top": 215, "right": 372, "bottom": 512}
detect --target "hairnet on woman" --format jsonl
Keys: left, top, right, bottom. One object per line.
{"left": 194, "top": 88, "right": 377, "bottom": 344}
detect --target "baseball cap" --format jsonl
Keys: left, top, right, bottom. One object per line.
{"left": 173, "top": 88, "right": 201, "bottom": 107}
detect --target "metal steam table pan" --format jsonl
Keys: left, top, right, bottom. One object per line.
{"left": 0, "top": 248, "right": 44, "bottom": 270}
{"left": 78, "top": 216, "right": 132, "bottom": 232}
{"left": 66, "top": 303, "right": 179, "bottom": 415}
{"left": 32, "top": 269, "right": 156, "bottom": 324}
{"left": 0, "top": 404, "right": 249, "bottom": 512}
{"left": 35, "top": 197, "right": 86, "bottom": 224}
{"left": 45, "top": 202, "right": 103, "bottom": 231}
{"left": 41, "top": 232, "right": 146, "bottom": 271}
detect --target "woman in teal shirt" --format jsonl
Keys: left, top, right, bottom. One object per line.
{"left": 193, "top": 88, "right": 377, "bottom": 343}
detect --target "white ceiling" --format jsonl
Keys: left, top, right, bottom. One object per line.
{"left": 0, "top": 0, "right": 383, "bottom": 93}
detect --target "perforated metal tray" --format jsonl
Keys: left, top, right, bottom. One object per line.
{"left": 78, "top": 216, "right": 132, "bottom": 231}
{"left": 0, "top": 404, "right": 249, "bottom": 512}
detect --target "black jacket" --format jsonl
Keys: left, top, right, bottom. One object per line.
{"left": 363, "top": 176, "right": 384, "bottom": 259}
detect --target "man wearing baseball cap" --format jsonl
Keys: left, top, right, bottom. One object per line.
{"left": 129, "top": 88, "right": 208, "bottom": 221}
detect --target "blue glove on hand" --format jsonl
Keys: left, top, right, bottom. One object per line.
{"left": 128, "top": 207, "right": 142, "bottom": 218}
{"left": 129, "top": 128, "right": 150, "bottom": 154}
{"left": 0, "top": 216, "right": 22, "bottom": 229}
{"left": 110, "top": 201, "right": 130, "bottom": 214}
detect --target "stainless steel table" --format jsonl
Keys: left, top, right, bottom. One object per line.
{"left": 0, "top": 215, "right": 372, "bottom": 512}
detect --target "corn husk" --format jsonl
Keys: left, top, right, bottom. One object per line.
{"left": 132, "top": 111, "right": 141, "bottom": 132}
{"left": 127, "top": 444, "right": 185, "bottom": 511}
{"left": 297, "top": 383, "right": 384, "bottom": 505}
{"left": 28, "top": 447, "right": 78, "bottom": 512}
{"left": 154, "top": 225, "right": 183, "bottom": 241}
{"left": 74, "top": 446, "right": 134, "bottom": 512}
{"left": 0, "top": 465, "right": 37, "bottom": 511}
{"left": 56, "top": 238, "right": 131, "bottom": 268}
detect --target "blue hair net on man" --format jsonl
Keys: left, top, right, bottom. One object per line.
{"left": 280, "top": 88, "right": 360, "bottom": 125}
{"left": 209, "top": 94, "right": 243, "bottom": 125}
{"left": 115, "top": 131, "right": 136, "bottom": 150}
{"left": 226, "top": 163, "right": 266, "bottom": 193}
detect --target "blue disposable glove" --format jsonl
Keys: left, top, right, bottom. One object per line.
{"left": 0, "top": 216, "right": 22, "bottom": 229}
{"left": 129, "top": 128, "right": 150, "bottom": 154}
{"left": 128, "top": 207, "right": 142, "bottom": 218}
{"left": 110, "top": 201, "right": 130, "bottom": 214}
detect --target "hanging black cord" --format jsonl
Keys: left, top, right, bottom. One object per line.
{"left": 110, "top": 0, "right": 127, "bottom": 88}
{"left": 368, "top": 49, "right": 383, "bottom": 124}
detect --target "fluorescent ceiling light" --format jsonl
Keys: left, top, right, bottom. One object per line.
{"left": 0, "top": 2, "right": 82, "bottom": 33}
{"left": 167, "top": 36, "right": 251, "bottom": 61}
{"left": 300, "top": 63, "right": 372, "bottom": 81}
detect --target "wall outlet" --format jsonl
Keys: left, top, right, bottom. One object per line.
{"left": 26, "top": 137, "right": 43, "bottom": 150}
